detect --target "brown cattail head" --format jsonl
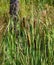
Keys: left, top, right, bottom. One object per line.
{"left": 34, "top": 37, "right": 36, "bottom": 50}
{"left": 26, "top": 23, "right": 30, "bottom": 31}
{"left": 20, "top": 17, "right": 26, "bottom": 29}
{"left": 33, "top": 19, "right": 37, "bottom": 29}
{"left": 22, "top": 17, "right": 26, "bottom": 27}
{"left": 27, "top": 33, "right": 31, "bottom": 47}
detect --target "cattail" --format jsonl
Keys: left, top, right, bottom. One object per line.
{"left": 33, "top": 19, "right": 37, "bottom": 29}
{"left": 34, "top": 37, "right": 36, "bottom": 50}
{"left": 26, "top": 22, "right": 30, "bottom": 32}
{"left": 23, "top": 17, "right": 26, "bottom": 27}
{"left": 21, "top": 18, "right": 25, "bottom": 28}
{"left": 27, "top": 33, "right": 31, "bottom": 47}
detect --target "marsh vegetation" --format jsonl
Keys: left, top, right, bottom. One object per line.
{"left": 0, "top": 0, "right": 54, "bottom": 65}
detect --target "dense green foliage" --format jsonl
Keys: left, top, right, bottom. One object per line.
{"left": 0, "top": 0, "right": 54, "bottom": 65}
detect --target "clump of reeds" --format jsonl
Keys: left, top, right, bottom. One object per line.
{"left": 1, "top": 0, "right": 54, "bottom": 65}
